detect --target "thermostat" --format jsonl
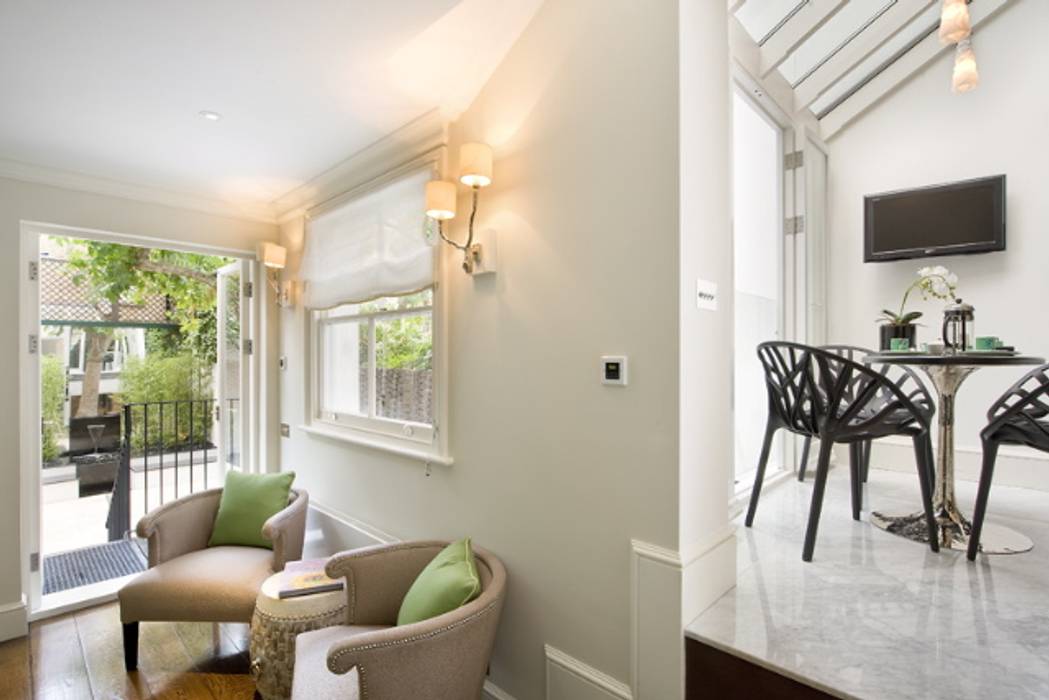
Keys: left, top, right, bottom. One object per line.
{"left": 602, "top": 356, "right": 628, "bottom": 386}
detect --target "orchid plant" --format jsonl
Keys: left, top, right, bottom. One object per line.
{"left": 879, "top": 265, "right": 959, "bottom": 326}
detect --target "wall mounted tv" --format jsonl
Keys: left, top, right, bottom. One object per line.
{"left": 864, "top": 174, "right": 1006, "bottom": 262}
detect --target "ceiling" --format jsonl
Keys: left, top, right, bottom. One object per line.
{"left": 0, "top": 0, "right": 541, "bottom": 219}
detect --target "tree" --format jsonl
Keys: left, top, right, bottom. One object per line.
{"left": 60, "top": 238, "right": 230, "bottom": 417}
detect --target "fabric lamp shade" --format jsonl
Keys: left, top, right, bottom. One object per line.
{"left": 257, "top": 241, "right": 287, "bottom": 269}
{"left": 938, "top": 0, "right": 971, "bottom": 45}
{"left": 425, "top": 180, "right": 457, "bottom": 220}
{"left": 952, "top": 39, "right": 979, "bottom": 93}
{"left": 459, "top": 143, "right": 493, "bottom": 188}
{"left": 300, "top": 167, "right": 434, "bottom": 309}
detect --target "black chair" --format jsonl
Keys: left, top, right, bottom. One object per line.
{"left": 797, "top": 345, "right": 934, "bottom": 485}
{"left": 745, "top": 341, "right": 940, "bottom": 561}
{"left": 967, "top": 363, "right": 1049, "bottom": 561}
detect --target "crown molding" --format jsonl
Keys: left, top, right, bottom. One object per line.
{"left": 0, "top": 157, "right": 278, "bottom": 225}
{"left": 273, "top": 108, "right": 448, "bottom": 224}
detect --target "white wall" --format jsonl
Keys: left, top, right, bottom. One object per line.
{"left": 278, "top": 1, "right": 738, "bottom": 697}
{"left": 2, "top": 176, "right": 276, "bottom": 640}
{"left": 826, "top": 0, "right": 1049, "bottom": 485}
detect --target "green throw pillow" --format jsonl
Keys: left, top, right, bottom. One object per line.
{"left": 397, "top": 538, "right": 481, "bottom": 625}
{"left": 208, "top": 470, "right": 295, "bottom": 549}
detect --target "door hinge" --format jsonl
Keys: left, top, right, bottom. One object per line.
{"left": 28, "top": 260, "right": 38, "bottom": 281}
{"left": 30, "top": 552, "right": 39, "bottom": 573}
{"left": 244, "top": 339, "right": 254, "bottom": 356}
{"left": 244, "top": 281, "right": 254, "bottom": 299}
{"left": 28, "top": 334, "right": 38, "bottom": 354}
{"left": 784, "top": 150, "right": 804, "bottom": 170}
{"left": 785, "top": 215, "right": 805, "bottom": 235}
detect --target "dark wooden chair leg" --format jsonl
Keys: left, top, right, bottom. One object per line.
{"left": 848, "top": 442, "right": 862, "bottom": 521}
{"left": 913, "top": 434, "right": 940, "bottom": 553}
{"left": 861, "top": 440, "right": 872, "bottom": 483}
{"left": 968, "top": 439, "right": 999, "bottom": 561}
{"left": 798, "top": 436, "right": 812, "bottom": 482}
{"left": 745, "top": 421, "right": 778, "bottom": 528}
{"left": 123, "top": 621, "right": 139, "bottom": 671}
{"left": 802, "top": 438, "right": 835, "bottom": 562}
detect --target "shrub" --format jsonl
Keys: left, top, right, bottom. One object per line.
{"left": 41, "top": 355, "right": 66, "bottom": 462}
{"left": 118, "top": 353, "right": 213, "bottom": 453}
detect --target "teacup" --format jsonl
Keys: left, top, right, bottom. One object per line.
{"left": 923, "top": 342, "right": 946, "bottom": 355}
{"left": 974, "top": 336, "right": 1001, "bottom": 351}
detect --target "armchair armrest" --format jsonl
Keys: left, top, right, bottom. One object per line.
{"left": 135, "top": 488, "right": 223, "bottom": 567}
{"left": 263, "top": 488, "right": 309, "bottom": 571}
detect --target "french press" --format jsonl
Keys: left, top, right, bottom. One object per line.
{"left": 941, "top": 299, "right": 975, "bottom": 352}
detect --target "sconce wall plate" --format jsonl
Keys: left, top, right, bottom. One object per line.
{"left": 469, "top": 229, "right": 497, "bottom": 276}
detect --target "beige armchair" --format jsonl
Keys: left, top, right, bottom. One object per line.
{"left": 118, "top": 486, "right": 308, "bottom": 671}
{"left": 291, "top": 541, "right": 507, "bottom": 700}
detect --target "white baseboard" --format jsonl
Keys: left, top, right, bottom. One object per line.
{"left": 545, "top": 645, "right": 632, "bottom": 700}
{"left": 862, "top": 439, "right": 1049, "bottom": 492}
{"left": 0, "top": 598, "right": 28, "bottom": 642}
{"left": 484, "top": 679, "right": 519, "bottom": 700}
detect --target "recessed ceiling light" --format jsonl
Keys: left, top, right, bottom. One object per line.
{"left": 198, "top": 110, "right": 222, "bottom": 122}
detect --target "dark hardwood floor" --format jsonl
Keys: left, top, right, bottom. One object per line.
{"left": 0, "top": 602, "right": 256, "bottom": 699}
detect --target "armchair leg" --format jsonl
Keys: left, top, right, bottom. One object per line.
{"left": 123, "top": 622, "right": 139, "bottom": 671}
{"left": 968, "top": 439, "right": 999, "bottom": 561}
{"left": 802, "top": 438, "right": 835, "bottom": 562}
{"left": 913, "top": 435, "right": 940, "bottom": 553}
{"left": 798, "top": 436, "right": 812, "bottom": 482}
{"left": 848, "top": 443, "right": 862, "bottom": 521}
{"left": 745, "top": 421, "right": 778, "bottom": 528}
{"left": 861, "top": 440, "right": 872, "bottom": 483}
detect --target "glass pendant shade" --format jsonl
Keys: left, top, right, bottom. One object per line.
{"left": 939, "top": 0, "right": 971, "bottom": 45}
{"left": 425, "top": 180, "right": 457, "bottom": 220}
{"left": 952, "top": 39, "right": 979, "bottom": 93}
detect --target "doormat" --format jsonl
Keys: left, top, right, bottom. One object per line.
{"left": 43, "top": 539, "right": 147, "bottom": 595}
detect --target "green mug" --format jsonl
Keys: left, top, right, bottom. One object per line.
{"left": 889, "top": 337, "right": 910, "bottom": 351}
{"left": 974, "top": 336, "right": 1001, "bottom": 351}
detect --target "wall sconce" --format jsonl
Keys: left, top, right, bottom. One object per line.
{"left": 256, "top": 241, "right": 291, "bottom": 307}
{"left": 938, "top": 0, "right": 971, "bottom": 45}
{"left": 951, "top": 38, "right": 979, "bottom": 93}
{"left": 425, "top": 142, "right": 495, "bottom": 274}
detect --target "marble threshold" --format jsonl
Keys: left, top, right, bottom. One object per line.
{"left": 686, "top": 467, "right": 1049, "bottom": 700}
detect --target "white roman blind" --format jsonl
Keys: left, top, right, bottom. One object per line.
{"left": 301, "top": 167, "right": 434, "bottom": 309}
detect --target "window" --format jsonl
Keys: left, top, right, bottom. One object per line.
{"left": 312, "top": 289, "right": 435, "bottom": 444}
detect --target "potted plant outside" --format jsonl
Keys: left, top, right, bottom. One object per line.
{"left": 878, "top": 266, "right": 958, "bottom": 350}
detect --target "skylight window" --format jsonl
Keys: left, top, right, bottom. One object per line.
{"left": 735, "top": 0, "right": 808, "bottom": 45}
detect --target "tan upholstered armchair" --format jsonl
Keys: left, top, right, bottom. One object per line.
{"left": 118, "top": 486, "right": 308, "bottom": 671}
{"left": 291, "top": 541, "right": 507, "bottom": 700}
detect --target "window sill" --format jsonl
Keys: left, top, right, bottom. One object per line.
{"left": 298, "top": 424, "right": 454, "bottom": 467}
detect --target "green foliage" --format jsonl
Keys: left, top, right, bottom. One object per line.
{"left": 375, "top": 314, "right": 433, "bottom": 370}
{"left": 41, "top": 355, "right": 66, "bottom": 462}
{"left": 119, "top": 354, "right": 213, "bottom": 452}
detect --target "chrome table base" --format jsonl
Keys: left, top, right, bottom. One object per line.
{"left": 870, "top": 363, "right": 1033, "bottom": 555}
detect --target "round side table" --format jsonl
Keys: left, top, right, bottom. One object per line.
{"left": 250, "top": 572, "right": 347, "bottom": 700}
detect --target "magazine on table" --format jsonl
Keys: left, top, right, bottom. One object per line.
{"left": 278, "top": 559, "right": 344, "bottom": 599}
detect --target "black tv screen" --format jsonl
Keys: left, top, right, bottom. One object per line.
{"left": 864, "top": 175, "right": 1006, "bottom": 262}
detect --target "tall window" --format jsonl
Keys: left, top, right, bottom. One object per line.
{"left": 312, "top": 290, "right": 434, "bottom": 442}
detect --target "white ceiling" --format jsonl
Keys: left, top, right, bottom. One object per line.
{"left": 0, "top": 0, "right": 541, "bottom": 218}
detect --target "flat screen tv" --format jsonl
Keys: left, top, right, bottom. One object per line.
{"left": 864, "top": 175, "right": 1006, "bottom": 262}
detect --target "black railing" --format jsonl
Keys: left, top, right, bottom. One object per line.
{"left": 107, "top": 399, "right": 219, "bottom": 542}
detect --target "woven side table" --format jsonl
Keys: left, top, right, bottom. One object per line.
{"left": 250, "top": 572, "right": 346, "bottom": 700}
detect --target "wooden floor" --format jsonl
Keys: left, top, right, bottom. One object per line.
{"left": 0, "top": 602, "right": 256, "bottom": 699}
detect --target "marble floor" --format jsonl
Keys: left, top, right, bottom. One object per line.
{"left": 686, "top": 466, "right": 1049, "bottom": 700}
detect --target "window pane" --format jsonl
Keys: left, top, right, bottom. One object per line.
{"left": 319, "top": 320, "right": 370, "bottom": 416}
{"left": 326, "top": 289, "right": 433, "bottom": 319}
{"left": 735, "top": 0, "right": 807, "bottom": 45}
{"left": 374, "top": 311, "right": 433, "bottom": 425}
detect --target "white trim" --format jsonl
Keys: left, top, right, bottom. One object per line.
{"left": 0, "top": 159, "right": 276, "bottom": 224}
{"left": 0, "top": 598, "right": 27, "bottom": 642}
{"left": 482, "top": 680, "right": 519, "bottom": 700}
{"left": 793, "top": 0, "right": 938, "bottom": 111}
{"left": 308, "top": 500, "right": 399, "bottom": 546}
{"left": 820, "top": 0, "right": 1011, "bottom": 139}
{"left": 759, "top": 0, "right": 848, "bottom": 77}
{"left": 299, "top": 424, "right": 454, "bottom": 467}
{"left": 274, "top": 109, "right": 447, "bottom": 223}
{"left": 679, "top": 525, "right": 738, "bottom": 570}
{"left": 545, "top": 645, "right": 633, "bottom": 700}
{"left": 22, "top": 220, "right": 258, "bottom": 259}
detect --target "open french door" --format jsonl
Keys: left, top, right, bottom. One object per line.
{"left": 215, "top": 260, "right": 253, "bottom": 475}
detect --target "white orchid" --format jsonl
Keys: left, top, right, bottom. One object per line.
{"left": 879, "top": 266, "right": 960, "bottom": 326}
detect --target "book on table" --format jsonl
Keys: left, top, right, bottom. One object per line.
{"left": 278, "top": 559, "right": 345, "bottom": 599}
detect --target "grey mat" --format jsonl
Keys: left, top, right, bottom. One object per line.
{"left": 43, "top": 539, "right": 147, "bottom": 595}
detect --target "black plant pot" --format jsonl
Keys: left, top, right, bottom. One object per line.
{"left": 879, "top": 323, "right": 917, "bottom": 351}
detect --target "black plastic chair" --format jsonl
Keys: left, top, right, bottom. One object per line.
{"left": 744, "top": 341, "right": 939, "bottom": 561}
{"left": 967, "top": 363, "right": 1049, "bottom": 561}
{"left": 797, "top": 345, "right": 934, "bottom": 485}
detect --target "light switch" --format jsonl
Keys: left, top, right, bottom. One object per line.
{"left": 602, "top": 356, "right": 628, "bottom": 386}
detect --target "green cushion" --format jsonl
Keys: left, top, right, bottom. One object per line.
{"left": 397, "top": 538, "right": 481, "bottom": 625}
{"left": 208, "top": 470, "right": 295, "bottom": 549}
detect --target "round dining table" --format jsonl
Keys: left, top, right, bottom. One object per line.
{"left": 865, "top": 351, "right": 1045, "bottom": 554}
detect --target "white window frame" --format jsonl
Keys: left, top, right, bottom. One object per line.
{"left": 310, "top": 292, "right": 436, "bottom": 445}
